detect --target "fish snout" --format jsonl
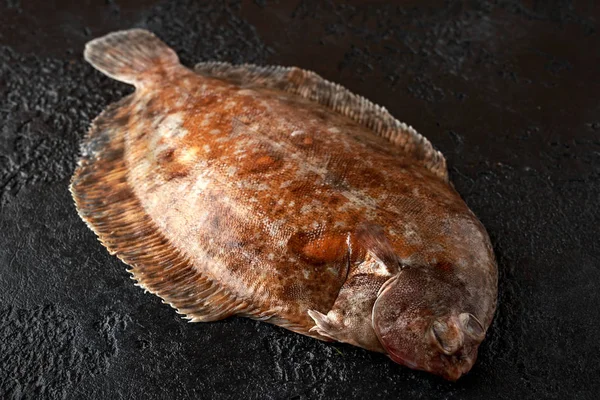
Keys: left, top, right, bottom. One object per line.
{"left": 429, "top": 312, "right": 485, "bottom": 380}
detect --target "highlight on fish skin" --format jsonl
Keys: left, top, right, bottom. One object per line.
{"left": 71, "top": 29, "right": 498, "bottom": 381}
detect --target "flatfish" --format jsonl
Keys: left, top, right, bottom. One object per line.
{"left": 71, "top": 29, "right": 498, "bottom": 380}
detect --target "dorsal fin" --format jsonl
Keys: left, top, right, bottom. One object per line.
{"left": 194, "top": 62, "right": 448, "bottom": 181}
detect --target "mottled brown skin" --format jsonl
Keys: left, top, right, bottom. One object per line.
{"left": 72, "top": 30, "right": 498, "bottom": 381}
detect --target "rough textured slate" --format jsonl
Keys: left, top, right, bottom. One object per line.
{"left": 0, "top": 1, "right": 598, "bottom": 399}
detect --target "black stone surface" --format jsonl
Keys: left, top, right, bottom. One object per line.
{"left": 1, "top": 1, "right": 599, "bottom": 399}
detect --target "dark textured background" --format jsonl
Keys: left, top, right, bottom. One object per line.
{"left": 1, "top": 0, "right": 599, "bottom": 399}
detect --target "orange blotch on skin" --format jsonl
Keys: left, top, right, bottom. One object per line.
{"left": 257, "top": 155, "right": 275, "bottom": 167}
{"left": 248, "top": 153, "right": 283, "bottom": 173}
{"left": 290, "top": 232, "right": 348, "bottom": 265}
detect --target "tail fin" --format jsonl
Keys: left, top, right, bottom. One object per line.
{"left": 84, "top": 29, "right": 180, "bottom": 87}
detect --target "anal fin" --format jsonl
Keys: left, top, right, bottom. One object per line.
{"left": 70, "top": 96, "right": 266, "bottom": 323}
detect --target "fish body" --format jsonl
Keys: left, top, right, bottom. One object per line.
{"left": 71, "top": 30, "right": 498, "bottom": 380}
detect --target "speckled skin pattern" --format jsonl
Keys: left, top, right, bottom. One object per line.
{"left": 2, "top": 1, "right": 599, "bottom": 398}
{"left": 71, "top": 29, "right": 496, "bottom": 381}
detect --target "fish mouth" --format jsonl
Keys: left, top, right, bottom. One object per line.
{"left": 385, "top": 349, "right": 474, "bottom": 381}
{"left": 427, "top": 353, "right": 475, "bottom": 381}
{"left": 378, "top": 330, "right": 477, "bottom": 381}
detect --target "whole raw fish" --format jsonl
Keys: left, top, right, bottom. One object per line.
{"left": 71, "top": 29, "right": 498, "bottom": 380}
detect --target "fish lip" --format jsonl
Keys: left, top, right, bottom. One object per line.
{"left": 387, "top": 349, "right": 472, "bottom": 381}
{"left": 430, "top": 354, "right": 474, "bottom": 381}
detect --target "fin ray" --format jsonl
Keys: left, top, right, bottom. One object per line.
{"left": 84, "top": 29, "right": 180, "bottom": 87}
{"left": 70, "top": 96, "right": 266, "bottom": 322}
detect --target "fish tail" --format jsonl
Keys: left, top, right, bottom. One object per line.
{"left": 84, "top": 29, "right": 181, "bottom": 87}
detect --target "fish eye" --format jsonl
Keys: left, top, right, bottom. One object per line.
{"left": 459, "top": 312, "right": 485, "bottom": 339}
{"left": 432, "top": 320, "right": 452, "bottom": 354}
{"left": 431, "top": 319, "right": 463, "bottom": 355}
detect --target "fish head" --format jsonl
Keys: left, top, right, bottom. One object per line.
{"left": 372, "top": 266, "right": 487, "bottom": 381}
